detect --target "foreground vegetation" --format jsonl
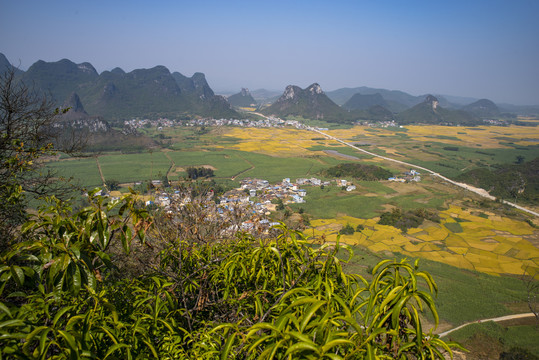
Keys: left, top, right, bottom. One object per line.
{"left": 0, "top": 192, "right": 462, "bottom": 359}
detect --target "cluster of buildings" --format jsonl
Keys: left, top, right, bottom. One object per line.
{"left": 123, "top": 116, "right": 314, "bottom": 131}
{"left": 220, "top": 176, "right": 358, "bottom": 215}
{"left": 124, "top": 117, "right": 176, "bottom": 129}
{"left": 357, "top": 120, "right": 402, "bottom": 128}
{"left": 388, "top": 169, "right": 421, "bottom": 182}
{"left": 180, "top": 117, "right": 309, "bottom": 129}
{"left": 483, "top": 119, "right": 508, "bottom": 126}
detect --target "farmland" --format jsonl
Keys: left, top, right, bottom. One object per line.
{"left": 310, "top": 204, "right": 539, "bottom": 276}
{"left": 47, "top": 123, "right": 539, "bottom": 280}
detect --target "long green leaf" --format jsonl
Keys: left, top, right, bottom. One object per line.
{"left": 10, "top": 266, "right": 24, "bottom": 286}
{"left": 221, "top": 332, "right": 236, "bottom": 360}
{"left": 284, "top": 341, "right": 319, "bottom": 357}
{"left": 300, "top": 300, "right": 326, "bottom": 332}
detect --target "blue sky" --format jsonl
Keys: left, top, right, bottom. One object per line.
{"left": 1, "top": 0, "right": 538, "bottom": 105}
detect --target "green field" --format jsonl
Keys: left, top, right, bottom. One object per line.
{"left": 47, "top": 157, "right": 103, "bottom": 189}
{"left": 447, "top": 322, "right": 539, "bottom": 358}
{"left": 343, "top": 246, "right": 532, "bottom": 326}
{"left": 98, "top": 151, "right": 172, "bottom": 183}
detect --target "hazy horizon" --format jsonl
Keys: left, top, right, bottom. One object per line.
{"left": 1, "top": 0, "right": 538, "bottom": 105}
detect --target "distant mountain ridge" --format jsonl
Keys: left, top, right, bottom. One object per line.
{"left": 326, "top": 86, "right": 424, "bottom": 112}
{"left": 1, "top": 53, "right": 238, "bottom": 121}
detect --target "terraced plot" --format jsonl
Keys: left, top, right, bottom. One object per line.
{"left": 310, "top": 206, "right": 539, "bottom": 276}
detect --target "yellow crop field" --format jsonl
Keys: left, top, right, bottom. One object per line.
{"left": 223, "top": 128, "right": 331, "bottom": 156}
{"left": 406, "top": 227, "right": 423, "bottom": 235}
{"left": 424, "top": 226, "right": 449, "bottom": 240}
{"left": 492, "top": 242, "right": 514, "bottom": 255}
{"left": 471, "top": 240, "right": 500, "bottom": 252}
{"left": 447, "top": 247, "right": 468, "bottom": 255}
{"left": 404, "top": 125, "right": 539, "bottom": 148}
{"left": 310, "top": 207, "right": 539, "bottom": 276}
{"left": 445, "top": 235, "right": 469, "bottom": 248}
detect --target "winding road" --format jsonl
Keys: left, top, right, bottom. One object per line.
{"left": 437, "top": 312, "right": 537, "bottom": 338}
{"left": 310, "top": 128, "right": 539, "bottom": 218}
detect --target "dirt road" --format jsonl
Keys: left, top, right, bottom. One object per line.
{"left": 437, "top": 312, "right": 536, "bottom": 338}
{"left": 311, "top": 128, "right": 539, "bottom": 217}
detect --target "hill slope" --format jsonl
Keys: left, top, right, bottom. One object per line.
{"left": 396, "top": 95, "right": 481, "bottom": 125}
{"left": 262, "top": 83, "right": 359, "bottom": 123}
{"left": 456, "top": 157, "right": 539, "bottom": 204}
{"left": 342, "top": 93, "right": 389, "bottom": 111}
{"left": 228, "top": 88, "right": 256, "bottom": 107}
{"left": 461, "top": 99, "right": 501, "bottom": 118}
{"left": 8, "top": 55, "right": 238, "bottom": 121}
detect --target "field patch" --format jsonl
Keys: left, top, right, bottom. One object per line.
{"left": 310, "top": 207, "right": 539, "bottom": 276}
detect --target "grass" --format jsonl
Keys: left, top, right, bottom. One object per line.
{"left": 46, "top": 157, "right": 103, "bottom": 189}
{"left": 98, "top": 152, "right": 172, "bottom": 183}
{"left": 443, "top": 222, "right": 463, "bottom": 233}
{"left": 342, "top": 245, "right": 533, "bottom": 326}
{"left": 446, "top": 321, "right": 539, "bottom": 358}
{"left": 298, "top": 187, "right": 387, "bottom": 219}
{"left": 165, "top": 150, "right": 252, "bottom": 178}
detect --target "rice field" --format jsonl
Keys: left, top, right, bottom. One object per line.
{"left": 310, "top": 205, "right": 539, "bottom": 276}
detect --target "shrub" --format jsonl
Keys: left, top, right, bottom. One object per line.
{"left": 0, "top": 193, "right": 462, "bottom": 359}
{"left": 339, "top": 223, "right": 355, "bottom": 235}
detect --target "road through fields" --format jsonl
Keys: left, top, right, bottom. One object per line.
{"left": 310, "top": 128, "right": 539, "bottom": 217}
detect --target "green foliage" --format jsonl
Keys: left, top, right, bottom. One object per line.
{"left": 456, "top": 157, "right": 539, "bottom": 205}
{"left": 443, "top": 222, "right": 463, "bottom": 233}
{"left": 378, "top": 208, "right": 440, "bottom": 232}
{"left": 339, "top": 223, "right": 355, "bottom": 235}
{"left": 105, "top": 178, "right": 120, "bottom": 191}
{"left": 0, "top": 194, "right": 461, "bottom": 359}
{"left": 186, "top": 166, "right": 214, "bottom": 179}
{"left": 322, "top": 163, "right": 393, "bottom": 181}
{"left": 443, "top": 146, "right": 459, "bottom": 151}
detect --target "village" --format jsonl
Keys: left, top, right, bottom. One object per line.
{"left": 122, "top": 116, "right": 406, "bottom": 132}
{"left": 123, "top": 116, "right": 310, "bottom": 131}
{"left": 117, "top": 168, "right": 421, "bottom": 235}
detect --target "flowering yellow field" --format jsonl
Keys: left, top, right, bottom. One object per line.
{"left": 405, "top": 125, "right": 539, "bottom": 148}
{"left": 324, "top": 124, "right": 539, "bottom": 149}
{"left": 310, "top": 206, "right": 539, "bottom": 276}
{"left": 221, "top": 127, "right": 335, "bottom": 156}
{"left": 220, "top": 124, "right": 539, "bottom": 157}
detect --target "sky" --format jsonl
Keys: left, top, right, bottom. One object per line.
{"left": 1, "top": 0, "right": 538, "bottom": 105}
